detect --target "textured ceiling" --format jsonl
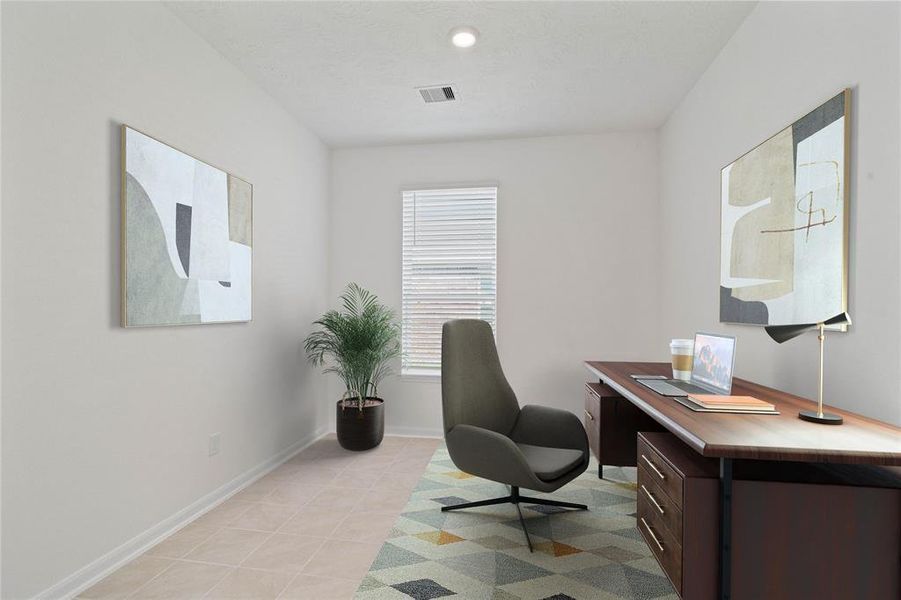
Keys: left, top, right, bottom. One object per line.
{"left": 168, "top": 1, "right": 755, "bottom": 147}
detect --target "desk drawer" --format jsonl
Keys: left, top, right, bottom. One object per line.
{"left": 638, "top": 435, "right": 683, "bottom": 507}
{"left": 638, "top": 466, "right": 683, "bottom": 541}
{"left": 638, "top": 499, "right": 682, "bottom": 594}
{"left": 583, "top": 384, "right": 600, "bottom": 458}
{"left": 637, "top": 432, "right": 719, "bottom": 600}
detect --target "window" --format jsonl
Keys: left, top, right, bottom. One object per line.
{"left": 402, "top": 187, "right": 498, "bottom": 376}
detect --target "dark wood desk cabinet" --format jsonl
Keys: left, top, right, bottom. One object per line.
{"left": 584, "top": 361, "right": 901, "bottom": 600}
{"left": 637, "top": 432, "right": 718, "bottom": 600}
{"left": 635, "top": 431, "right": 901, "bottom": 600}
{"left": 583, "top": 382, "right": 664, "bottom": 477}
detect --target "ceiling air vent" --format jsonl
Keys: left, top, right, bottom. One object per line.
{"left": 418, "top": 85, "right": 457, "bottom": 103}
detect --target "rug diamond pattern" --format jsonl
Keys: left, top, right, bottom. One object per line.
{"left": 357, "top": 443, "right": 677, "bottom": 599}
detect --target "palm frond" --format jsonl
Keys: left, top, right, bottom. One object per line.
{"left": 304, "top": 283, "right": 400, "bottom": 402}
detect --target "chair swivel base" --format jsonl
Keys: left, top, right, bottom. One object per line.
{"left": 441, "top": 485, "right": 588, "bottom": 552}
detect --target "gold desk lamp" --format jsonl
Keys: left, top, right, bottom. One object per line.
{"left": 764, "top": 312, "right": 851, "bottom": 425}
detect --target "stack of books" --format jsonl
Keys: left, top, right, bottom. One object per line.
{"left": 681, "top": 394, "right": 779, "bottom": 415}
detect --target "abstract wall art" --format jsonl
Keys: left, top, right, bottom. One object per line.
{"left": 720, "top": 90, "right": 849, "bottom": 327}
{"left": 121, "top": 126, "right": 252, "bottom": 326}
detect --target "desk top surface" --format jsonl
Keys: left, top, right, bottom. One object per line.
{"left": 585, "top": 361, "right": 901, "bottom": 465}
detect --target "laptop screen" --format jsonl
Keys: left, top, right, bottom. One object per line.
{"left": 691, "top": 333, "right": 736, "bottom": 393}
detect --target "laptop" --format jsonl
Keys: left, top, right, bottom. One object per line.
{"left": 638, "top": 332, "right": 736, "bottom": 397}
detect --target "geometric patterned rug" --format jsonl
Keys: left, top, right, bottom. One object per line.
{"left": 355, "top": 443, "right": 677, "bottom": 599}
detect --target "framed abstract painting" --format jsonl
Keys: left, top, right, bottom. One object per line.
{"left": 121, "top": 126, "right": 252, "bottom": 326}
{"left": 720, "top": 89, "right": 850, "bottom": 327}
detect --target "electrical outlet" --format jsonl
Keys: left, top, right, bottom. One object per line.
{"left": 209, "top": 432, "right": 221, "bottom": 457}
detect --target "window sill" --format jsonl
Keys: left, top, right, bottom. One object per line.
{"left": 401, "top": 371, "right": 441, "bottom": 383}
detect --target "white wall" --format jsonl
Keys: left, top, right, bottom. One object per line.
{"left": 1, "top": 2, "right": 330, "bottom": 597}
{"left": 658, "top": 1, "right": 901, "bottom": 425}
{"left": 330, "top": 133, "right": 660, "bottom": 436}
{"left": 0, "top": 3, "right": 4, "bottom": 592}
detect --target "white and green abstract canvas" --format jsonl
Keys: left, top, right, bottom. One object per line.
{"left": 121, "top": 126, "right": 252, "bottom": 326}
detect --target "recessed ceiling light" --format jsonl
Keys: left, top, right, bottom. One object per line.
{"left": 449, "top": 26, "right": 479, "bottom": 49}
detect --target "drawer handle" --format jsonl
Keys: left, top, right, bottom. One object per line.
{"left": 583, "top": 409, "right": 594, "bottom": 422}
{"left": 641, "top": 485, "right": 665, "bottom": 514}
{"left": 641, "top": 517, "right": 664, "bottom": 552}
{"left": 641, "top": 454, "right": 665, "bottom": 480}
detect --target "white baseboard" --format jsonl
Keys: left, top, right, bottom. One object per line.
{"left": 383, "top": 426, "right": 443, "bottom": 438}
{"left": 37, "top": 426, "right": 329, "bottom": 600}
{"left": 325, "top": 425, "right": 443, "bottom": 439}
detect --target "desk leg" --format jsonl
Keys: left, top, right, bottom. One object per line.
{"left": 719, "top": 458, "right": 733, "bottom": 600}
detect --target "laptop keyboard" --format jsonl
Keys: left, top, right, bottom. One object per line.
{"left": 639, "top": 379, "right": 711, "bottom": 397}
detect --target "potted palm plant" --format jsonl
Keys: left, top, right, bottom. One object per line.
{"left": 304, "top": 283, "right": 400, "bottom": 451}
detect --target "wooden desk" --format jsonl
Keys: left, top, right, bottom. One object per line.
{"left": 584, "top": 361, "right": 901, "bottom": 600}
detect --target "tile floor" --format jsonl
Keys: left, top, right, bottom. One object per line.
{"left": 78, "top": 435, "right": 442, "bottom": 600}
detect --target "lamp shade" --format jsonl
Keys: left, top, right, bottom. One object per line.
{"left": 764, "top": 312, "right": 851, "bottom": 344}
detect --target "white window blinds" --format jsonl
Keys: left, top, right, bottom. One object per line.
{"left": 402, "top": 187, "right": 498, "bottom": 376}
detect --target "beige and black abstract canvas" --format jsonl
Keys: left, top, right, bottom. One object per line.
{"left": 122, "top": 126, "right": 252, "bottom": 326}
{"left": 720, "top": 90, "right": 849, "bottom": 326}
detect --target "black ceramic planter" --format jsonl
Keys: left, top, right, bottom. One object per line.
{"left": 336, "top": 398, "right": 384, "bottom": 451}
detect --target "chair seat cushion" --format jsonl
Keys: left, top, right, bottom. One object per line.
{"left": 516, "top": 443, "right": 585, "bottom": 482}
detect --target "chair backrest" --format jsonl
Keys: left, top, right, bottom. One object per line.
{"left": 441, "top": 319, "right": 520, "bottom": 435}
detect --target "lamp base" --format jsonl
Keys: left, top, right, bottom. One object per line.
{"left": 798, "top": 409, "right": 843, "bottom": 425}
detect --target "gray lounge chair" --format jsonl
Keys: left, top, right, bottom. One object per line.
{"left": 440, "top": 319, "right": 589, "bottom": 551}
